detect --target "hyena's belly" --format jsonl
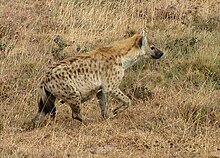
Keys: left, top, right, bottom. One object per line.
{"left": 77, "top": 83, "right": 101, "bottom": 103}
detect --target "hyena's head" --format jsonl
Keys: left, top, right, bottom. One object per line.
{"left": 136, "top": 30, "right": 164, "bottom": 59}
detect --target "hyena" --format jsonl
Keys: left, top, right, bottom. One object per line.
{"left": 32, "top": 30, "right": 164, "bottom": 125}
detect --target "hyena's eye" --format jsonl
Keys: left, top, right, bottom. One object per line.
{"left": 150, "top": 46, "right": 155, "bottom": 50}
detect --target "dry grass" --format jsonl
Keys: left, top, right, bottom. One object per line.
{"left": 0, "top": 0, "right": 220, "bottom": 157}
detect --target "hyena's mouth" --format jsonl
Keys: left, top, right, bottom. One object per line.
{"left": 151, "top": 51, "right": 164, "bottom": 59}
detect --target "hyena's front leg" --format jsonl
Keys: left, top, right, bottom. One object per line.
{"left": 96, "top": 89, "right": 108, "bottom": 118}
{"left": 111, "top": 89, "right": 131, "bottom": 117}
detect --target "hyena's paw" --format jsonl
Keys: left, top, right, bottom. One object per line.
{"left": 22, "top": 113, "right": 48, "bottom": 131}
{"left": 72, "top": 113, "right": 83, "bottom": 122}
{"left": 111, "top": 105, "right": 129, "bottom": 118}
{"left": 21, "top": 120, "right": 37, "bottom": 131}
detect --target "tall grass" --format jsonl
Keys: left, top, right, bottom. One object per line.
{"left": 0, "top": 0, "right": 219, "bottom": 157}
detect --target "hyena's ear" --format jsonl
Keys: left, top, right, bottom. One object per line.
{"left": 140, "top": 30, "right": 145, "bottom": 36}
{"left": 136, "top": 30, "right": 146, "bottom": 48}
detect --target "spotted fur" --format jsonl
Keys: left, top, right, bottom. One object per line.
{"left": 32, "top": 31, "right": 164, "bottom": 124}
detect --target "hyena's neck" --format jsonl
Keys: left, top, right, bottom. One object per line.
{"left": 114, "top": 35, "right": 143, "bottom": 70}
{"left": 121, "top": 51, "right": 143, "bottom": 70}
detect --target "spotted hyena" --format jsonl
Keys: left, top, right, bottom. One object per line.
{"left": 32, "top": 30, "right": 164, "bottom": 125}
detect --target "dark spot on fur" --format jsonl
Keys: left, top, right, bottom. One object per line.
{"left": 56, "top": 68, "right": 61, "bottom": 72}
{"left": 77, "top": 69, "right": 81, "bottom": 73}
{"left": 51, "top": 76, "right": 55, "bottom": 80}
{"left": 46, "top": 78, "right": 50, "bottom": 82}
{"left": 127, "top": 47, "right": 132, "bottom": 51}
{"left": 85, "top": 68, "right": 88, "bottom": 73}
{"left": 60, "top": 61, "right": 67, "bottom": 64}
{"left": 61, "top": 76, "right": 65, "bottom": 80}
{"left": 69, "top": 58, "right": 78, "bottom": 63}
{"left": 64, "top": 91, "right": 68, "bottom": 94}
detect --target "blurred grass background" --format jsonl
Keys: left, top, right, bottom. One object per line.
{"left": 0, "top": 0, "right": 219, "bottom": 157}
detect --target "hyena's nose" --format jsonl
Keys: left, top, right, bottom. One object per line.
{"left": 157, "top": 51, "right": 164, "bottom": 58}
{"left": 152, "top": 50, "right": 164, "bottom": 59}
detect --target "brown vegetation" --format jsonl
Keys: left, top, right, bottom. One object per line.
{"left": 0, "top": 0, "right": 219, "bottom": 157}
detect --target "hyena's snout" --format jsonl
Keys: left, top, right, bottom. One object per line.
{"left": 151, "top": 49, "right": 164, "bottom": 59}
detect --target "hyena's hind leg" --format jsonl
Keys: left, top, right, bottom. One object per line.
{"left": 56, "top": 84, "right": 83, "bottom": 122}
{"left": 64, "top": 93, "right": 83, "bottom": 122}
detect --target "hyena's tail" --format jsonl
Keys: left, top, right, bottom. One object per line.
{"left": 32, "top": 85, "right": 56, "bottom": 125}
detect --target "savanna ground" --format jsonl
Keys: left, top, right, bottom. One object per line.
{"left": 0, "top": 0, "right": 220, "bottom": 157}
